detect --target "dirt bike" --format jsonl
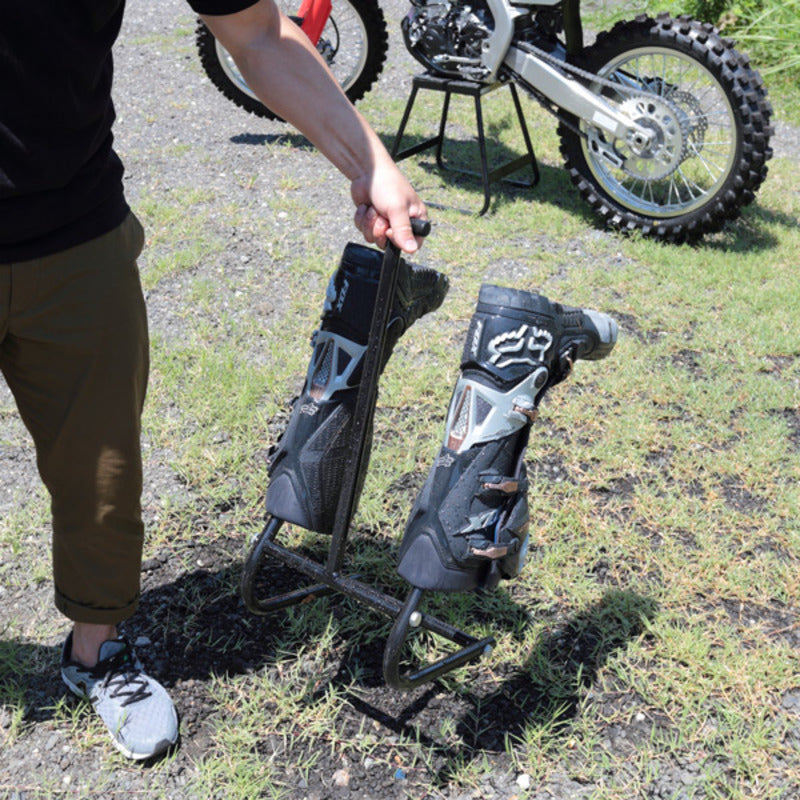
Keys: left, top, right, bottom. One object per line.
{"left": 197, "top": 0, "right": 772, "bottom": 242}
{"left": 195, "top": 0, "right": 388, "bottom": 120}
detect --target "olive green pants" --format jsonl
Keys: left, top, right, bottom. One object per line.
{"left": 0, "top": 213, "right": 149, "bottom": 623}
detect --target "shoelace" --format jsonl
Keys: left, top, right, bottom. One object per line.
{"left": 90, "top": 645, "right": 153, "bottom": 707}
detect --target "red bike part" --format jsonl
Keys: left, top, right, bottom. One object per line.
{"left": 297, "top": 0, "right": 332, "bottom": 45}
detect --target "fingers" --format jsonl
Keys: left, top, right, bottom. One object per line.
{"left": 354, "top": 204, "right": 386, "bottom": 248}
{"left": 386, "top": 213, "right": 422, "bottom": 254}
{"left": 391, "top": 194, "right": 428, "bottom": 253}
{"left": 353, "top": 204, "right": 371, "bottom": 241}
{"left": 353, "top": 204, "right": 392, "bottom": 251}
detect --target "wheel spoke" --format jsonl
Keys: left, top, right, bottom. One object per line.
{"left": 691, "top": 149, "right": 727, "bottom": 182}
{"left": 667, "top": 174, "right": 680, "bottom": 206}
{"left": 677, "top": 168, "right": 706, "bottom": 202}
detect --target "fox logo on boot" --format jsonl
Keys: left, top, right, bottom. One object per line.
{"left": 323, "top": 275, "right": 350, "bottom": 315}
{"left": 488, "top": 324, "right": 553, "bottom": 369}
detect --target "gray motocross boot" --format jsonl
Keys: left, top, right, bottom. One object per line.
{"left": 397, "top": 284, "right": 617, "bottom": 592}
{"left": 266, "top": 243, "right": 449, "bottom": 534}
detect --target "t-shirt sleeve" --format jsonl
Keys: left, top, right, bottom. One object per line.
{"left": 187, "top": 0, "right": 259, "bottom": 15}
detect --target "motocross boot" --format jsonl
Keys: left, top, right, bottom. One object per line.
{"left": 397, "top": 284, "right": 617, "bottom": 592}
{"left": 266, "top": 243, "right": 449, "bottom": 534}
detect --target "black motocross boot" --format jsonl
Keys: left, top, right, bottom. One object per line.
{"left": 397, "top": 284, "right": 617, "bottom": 592}
{"left": 266, "top": 243, "right": 449, "bottom": 534}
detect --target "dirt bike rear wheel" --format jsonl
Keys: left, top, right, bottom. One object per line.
{"left": 558, "top": 14, "right": 773, "bottom": 243}
{"left": 196, "top": 0, "right": 388, "bottom": 121}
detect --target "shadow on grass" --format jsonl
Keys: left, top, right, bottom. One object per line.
{"left": 323, "top": 587, "right": 659, "bottom": 786}
{"left": 1, "top": 542, "right": 655, "bottom": 787}
{"left": 229, "top": 131, "right": 315, "bottom": 150}
{"left": 0, "top": 639, "right": 61, "bottom": 725}
{"left": 0, "top": 546, "right": 285, "bottom": 729}
{"left": 454, "top": 589, "right": 660, "bottom": 749}
{"left": 401, "top": 136, "right": 792, "bottom": 253}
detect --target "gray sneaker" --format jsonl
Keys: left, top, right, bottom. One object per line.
{"left": 61, "top": 633, "right": 179, "bottom": 760}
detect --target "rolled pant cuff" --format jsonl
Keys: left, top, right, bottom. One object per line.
{"left": 55, "top": 588, "right": 139, "bottom": 625}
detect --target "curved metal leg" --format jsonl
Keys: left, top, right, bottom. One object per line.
{"left": 240, "top": 515, "right": 334, "bottom": 614}
{"left": 383, "top": 587, "right": 495, "bottom": 691}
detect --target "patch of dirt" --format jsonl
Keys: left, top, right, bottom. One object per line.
{"left": 670, "top": 348, "right": 706, "bottom": 379}
{"left": 719, "top": 477, "right": 769, "bottom": 515}
{"left": 773, "top": 407, "right": 800, "bottom": 451}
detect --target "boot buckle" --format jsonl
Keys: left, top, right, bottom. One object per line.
{"left": 470, "top": 543, "right": 509, "bottom": 559}
{"left": 511, "top": 396, "right": 538, "bottom": 424}
{"left": 481, "top": 478, "right": 519, "bottom": 494}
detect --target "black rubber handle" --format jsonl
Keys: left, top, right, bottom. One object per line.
{"left": 410, "top": 218, "right": 431, "bottom": 238}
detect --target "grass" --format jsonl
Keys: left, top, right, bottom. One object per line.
{"left": 1, "top": 11, "right": 799, "bottom": 800}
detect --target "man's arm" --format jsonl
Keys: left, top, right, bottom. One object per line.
{"left": 200, "top": 0, "right": 425, "bottom": 253}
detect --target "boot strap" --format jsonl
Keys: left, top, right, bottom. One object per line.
{"left": 478, "top": 472, "right": 529, "bottom": 498}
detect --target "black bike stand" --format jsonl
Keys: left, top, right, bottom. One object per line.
{"left": 240, "top": 222, "right": 495, "bottom": 690}
{"left": 391, "top": 74, "right": 540, "bottom": 216}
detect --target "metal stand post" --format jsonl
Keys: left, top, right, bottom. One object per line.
{"left": 391, "top": 74, "right": 540, "bottom": 215}
{"left": 240, "top": 222, "right": 495, "bottom": 690}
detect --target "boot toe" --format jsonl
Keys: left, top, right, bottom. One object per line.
{"left": 266, "top": 473, "right": 313, "bottom": 531}
{"left": 582, "top": 310, "right": 618, "bottom": 359}
{"left": 397, "top": 529, "right": 484, "bottom": 592}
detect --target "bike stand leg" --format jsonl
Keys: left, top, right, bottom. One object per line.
{"left": 393, "top": 74, "right": 540, "bottom": 216}
{"left": 390, "top": 83, "right": 419, "bottom": 160}
{"left": 472, "top": 91, "right": 492, "bottom": 216}
{"left": 434, "top": 90, "right": 453, "bottom": 170}
{"left": 391, "top": 84, "right": 446, "bottom": 163}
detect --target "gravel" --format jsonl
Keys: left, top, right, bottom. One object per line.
{"left": 1, "top": 0, "right": 799, "bottom": 797}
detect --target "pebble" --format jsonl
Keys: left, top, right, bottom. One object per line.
{"left": 332, "top": 768, "right": 349, "bottom": 788}
{"left": 516, "top": 773, "right": 531, "bottom": 790}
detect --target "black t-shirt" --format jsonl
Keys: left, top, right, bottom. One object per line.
{"left": 0, "top": 0, "right": 257, "bottom": 264}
